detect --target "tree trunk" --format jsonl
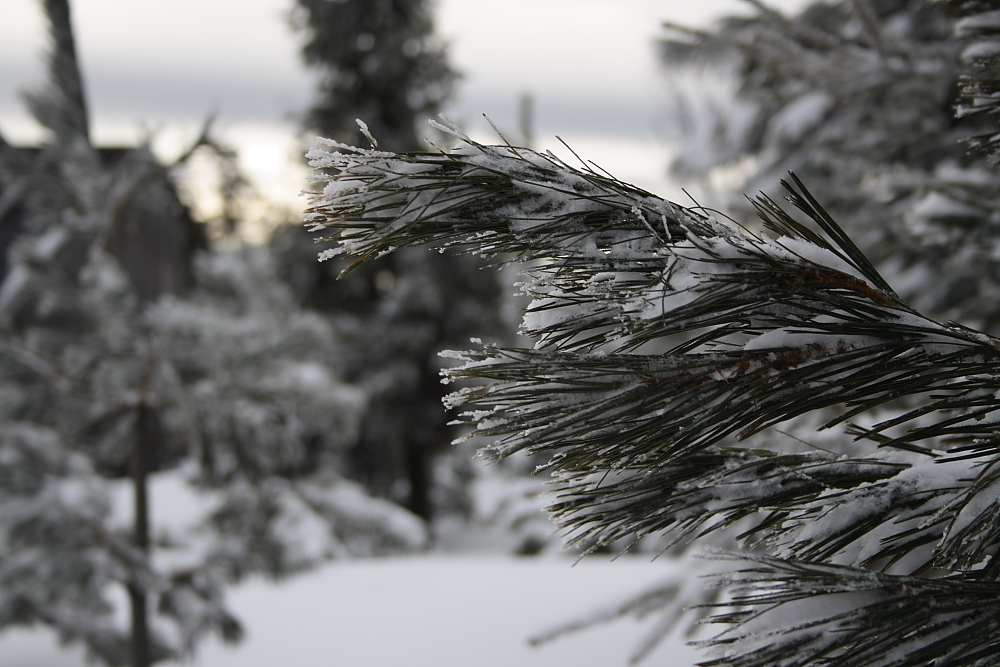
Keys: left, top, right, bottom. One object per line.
{"left": 129, "top": 398, "right": 152, "bottom": 667}
{"left": 405, "top": 439, "right": 430, "bottom": 520}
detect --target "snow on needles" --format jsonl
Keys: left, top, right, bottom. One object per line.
{"left": 303, "top": 118, "right": 1000, "bottom": 665}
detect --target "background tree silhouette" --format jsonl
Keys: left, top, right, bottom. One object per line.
{"left": 0, "top": 3, "right": 423, "bottom": 665}
{"left": 278, "top": 0, "right": 506, "bottom": 523}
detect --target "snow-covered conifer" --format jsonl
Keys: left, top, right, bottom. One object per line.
{"left": 658, "top": 0, "right": 1000, "bottom": 333}
{"left": 0, "top": 2, "right": 424, "bottom": 665}
{"left": 286, "top": 0, "right": 508, "bottom": 523}
{"left": 303, "top": 105, "right": 1000, "bottom": 664}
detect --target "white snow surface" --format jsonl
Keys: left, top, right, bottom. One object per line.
{"left": 0, "top": 556, "right": 698, "bottom": 667}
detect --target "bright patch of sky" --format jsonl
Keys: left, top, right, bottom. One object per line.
{"left": 0, "top": 0, "right": 810, "bottom": 216}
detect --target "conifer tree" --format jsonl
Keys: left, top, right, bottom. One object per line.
{"left": 292, "top": 0, "right": 457, "bottom": 151}
{"left": 301, "top": 0, "right": 1000, "bottom": 656}
{"left": 0, "top": 2, "right": 424, "bottom": 665}
{"left": 657, "top": 0, "right": 1000, "bottom": 330}
{"left": 283, "top": 0, "right": 505, "bottom": 522}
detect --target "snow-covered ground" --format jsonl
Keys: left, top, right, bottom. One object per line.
{"left": 1, "top": 555, "right": 698, "bottom": 667}
{"left": 0, "top": 441, "right": 703, "bottom": 666}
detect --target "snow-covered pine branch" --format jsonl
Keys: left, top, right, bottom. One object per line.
{"left": 305, "top": 122, "right": 1000, "bottom": 665}
{"left": 697, "top": 552, "right": 1000, "bottom": 667}
{"left": 953, "top": 0, "right": 1000, "bottom": 162}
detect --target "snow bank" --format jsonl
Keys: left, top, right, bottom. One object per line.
{"left": 0, "top": 556, "right": 698, "bottom": 667}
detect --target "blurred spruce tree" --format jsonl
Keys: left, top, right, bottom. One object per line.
{"left": 292, "top": 0, "right": 457, "bottom": 152}
{"left": 282, "top": 0, "right": 506, "bottom": 522}
{"left": 0, "top": 2, "right": 424, "bottom": 665}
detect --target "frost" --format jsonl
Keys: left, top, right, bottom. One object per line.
{"left": 305, "top": 69, "right": 1000, "bottom": 663}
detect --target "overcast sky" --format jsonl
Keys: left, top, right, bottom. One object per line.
{"left": 0, "top": 0, "right": 809, "bottom": 210}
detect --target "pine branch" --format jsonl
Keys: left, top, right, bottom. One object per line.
{"left": 951, "top": 1, "right": 1000, "bottom": 162}
{"left": 309, "top": 126, "right": 1000, "bottom": 549}
{"left": 308, "top": 122, "right": 928, "bottom": 353}
{"left": 545, "top": 446, "right": 908, "bottom": 556}
{"left": 24, "top": 0, "right": 90, "bottom": 145}
{"left": 307, "top": 125, "right": 1000, "bottom": 663}
{"left": 698, "top": 552, "right": 1000, "bottom": 667}
{"left": 306, "top": 122, "right": 698, "bottom": 271}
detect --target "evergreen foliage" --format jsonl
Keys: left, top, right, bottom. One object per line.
{"left": 0, "top": 2, "right": 424, "bottom": 665}
{"left": 303, "top": 24, "right": 1000, "bottom": 656}
{"left": 657, "top": 0, "right": 1000, "bottom": 334}
{"left": 285, "top": 0, "right": 507, "bottom": 522}
{"left": 292, "top": 0, "right": 457, "bottom": 152}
